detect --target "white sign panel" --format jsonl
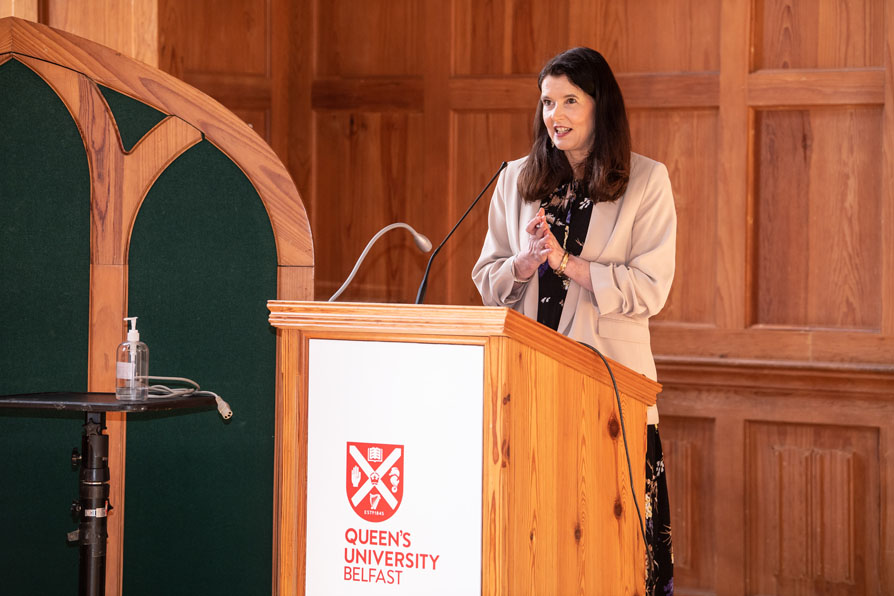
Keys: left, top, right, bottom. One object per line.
{"left": 306, "top": 339, "right": 484, "bottom": 596}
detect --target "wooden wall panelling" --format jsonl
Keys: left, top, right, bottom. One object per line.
{"left": 753, "top": 107, "right": 883, "bottom": 330}
{"left": 420, "top": 0, "right": 452, "bottom": 305}
{"left": 0, "top": 0, "right": 36, "bottom": 19}
{"left": 714, "top": 411, "right": 747, "bottom": 596}
{"left": 270, "top": 0, "right": 302, "bottom": 196}
{"left": 452, "top": 0, "right": 700, "bottom": 77}
{"left": 506, "top": 0, "right": 568, "bottom": 75}
{"left": 565, "top": 0, "right": 598, "bottom": 56}
{"left": 630, "top": 108, "right": 719, "bottom": 326}
{"left": 159, "top": 0, "right": 268, "bottom": 77}
{"left": 158, "top": 0, "right": 272, "bottom": 141}
{"left": 658, "top": 415, "right": 715, "bottom": 593}
{"left": 43, "top": 0, "right": 159, "bottom": 67}
{"left": 657, "top": 365, "right": 894, "bottom": 596}
{"left": 655, "top": 2, "right": 753, "bottom": 593}
{"left": 582, "top": 0, "right": 725, "bottom": 333}
{"left": 802, "top": 107, "right": 882, "bottom": 330}
{"left": 271, "top": 0, "right": 313, "bottom": 241}
{"left": 312, "top": 110, "right": 427, "bottom": 302}
{"left": 311, "top": 78, "right": 425, "bottom": 113}
{"left": 315, "top": 0, "right": 422, "bottom": 77}
{"left": 451, "top": 0, "right": 507, "bottom": 75}
{"left": 616, "top": 73, "right": 720, "bottom": 110}
{"left": 653, "top": 327, "right": 894, "bottom": 366}
{"left": 306, "top": 0, "right": 434, "bottom": 304}
{"left": 449, "top": 111, "right": 533, "bottom": 307}
{"left": 745, "top": 421, "right": 879, "bottom": 594}
{"left": 451, "top": 0, "right": 569, "bottom": 76}
{"left": 752, "top": 0, "right": 884, "bottom": 70}
{"left": 448, "top": 77, "right": 539, "bottom": 112}
{"left": 883, "top": 0, "right": 894, "bottom": 338}
{"left": 882, "top": 403, "right": 894, "bottom": 593}
{"left": 748, "top": 69, "right": 885, "bottom": 106}
{"left": 714, "top": 0, "right": 750, "bottom": 332}
{"left": 746, "top": 0, "right": 890, "bottom": 333}
{"left": 453, "top": 0, "right": 722, "bottom": 75}
{"left": 568, "top": 0, "right": 721, "bottom": 73}
{"left": 881, "top": 2, "right": 894, "bottom": 588}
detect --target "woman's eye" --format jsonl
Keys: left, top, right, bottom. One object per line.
{"left": 567, "top": 98, "right": 577, "bottom": 104}
{"left": 542, "top": 99, "right": 552, "bottom": 107}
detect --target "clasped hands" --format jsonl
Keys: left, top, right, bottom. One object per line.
{"left": 513, "top": 207, "right": 566, "bottom": 281}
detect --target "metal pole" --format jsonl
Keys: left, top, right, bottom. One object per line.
{"left": 76, "top": 412, "right": 109, "bottom": 596}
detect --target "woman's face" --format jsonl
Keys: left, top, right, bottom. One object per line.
{"left": 540, "top": 74, "right": 596, "bottom": 173}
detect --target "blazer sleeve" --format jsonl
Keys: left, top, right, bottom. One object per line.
{"left": 471, "top": 166, "right": 528, "bottom": 307}
{"left": 588, "top": 160, "right": 676, "bottom": 317}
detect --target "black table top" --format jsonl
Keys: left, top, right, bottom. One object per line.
{"left": 0, "top": 392, "right": 215, "bottom": 413}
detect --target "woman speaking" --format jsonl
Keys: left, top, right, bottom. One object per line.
{"left": 472, "top": 46, "right": 676, "bottom": 595}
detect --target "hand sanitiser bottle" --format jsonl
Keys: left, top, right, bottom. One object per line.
{"left": 116, "top": 317, "right": 149, "bottom": 400}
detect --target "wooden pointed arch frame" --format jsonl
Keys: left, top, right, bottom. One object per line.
{"left": 1, "top": 16, "right": 312, "bottom": 594}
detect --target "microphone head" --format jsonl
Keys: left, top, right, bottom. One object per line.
{"left": 413, "top": 233, "right": 433, "bottom": 252}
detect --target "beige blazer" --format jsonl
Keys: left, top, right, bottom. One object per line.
{"left": 471, "top": 152, "right": 676, "bottom": 424}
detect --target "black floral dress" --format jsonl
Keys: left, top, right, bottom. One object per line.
{"left": 536, "top": 180, "right": 674, "bottom": 596}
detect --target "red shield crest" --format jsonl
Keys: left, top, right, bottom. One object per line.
{"left": 346, "top": 442, "right": 404, "bottom": 522}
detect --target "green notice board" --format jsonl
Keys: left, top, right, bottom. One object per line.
{"left": 125, "top": 140, "right": 277, "bottom": 596}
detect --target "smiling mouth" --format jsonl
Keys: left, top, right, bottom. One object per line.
{"left": 554, "top": 126, "right": 571, "bottom": 136}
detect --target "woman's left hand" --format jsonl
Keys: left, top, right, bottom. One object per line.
{"left": 542, "top": 229, "right": 594, "bottom": 293}
{"left": 543, "top": 228, "right": 566, "bottom": 270}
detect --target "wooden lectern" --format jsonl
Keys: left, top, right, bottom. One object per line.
{"left": 268, "top": 301, "right": 659, "bottom": 596}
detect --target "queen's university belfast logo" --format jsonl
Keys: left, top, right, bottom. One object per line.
{"left": 346, "top": 442, "right": 404, "bottom": 522}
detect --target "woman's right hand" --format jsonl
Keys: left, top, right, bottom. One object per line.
{"left": 513, "top": 208, "right": 552, "bottom": 281}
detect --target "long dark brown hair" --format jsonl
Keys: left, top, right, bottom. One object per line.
{"left": 518, "top": 47, "right": 631, "bottom": 203}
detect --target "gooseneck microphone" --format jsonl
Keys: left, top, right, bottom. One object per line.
{"left": 414, "top": 161, "right": 508, "bottom": 304}
{"left": 329, "top": 222, "right": 432, "bottom": 302}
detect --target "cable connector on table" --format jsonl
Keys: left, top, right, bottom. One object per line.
{"left": 214, "top": 395, "right": 233, "bottom": 420}
{"left": 147, "top": 376, "right": 234, "bottom": 421}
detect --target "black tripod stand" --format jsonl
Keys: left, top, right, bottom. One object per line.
{"left": 0, "top": 392, "right": 214, "bottom": 596}
{"left": 70, "top": 411, "right": 111, "bottom": 595}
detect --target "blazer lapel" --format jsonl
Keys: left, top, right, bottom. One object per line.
{"left": 580, "top": 198, "right": 624, "bottom": 262}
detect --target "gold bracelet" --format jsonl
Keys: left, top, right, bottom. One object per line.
{"left": 555, "top": 251, "right": 570, "bottom": 278}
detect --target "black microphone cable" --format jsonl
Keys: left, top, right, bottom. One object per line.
{"left": 577, "top": 341, "right": 655, "bottom": 580}
{"left": 414, "top": 161, "right": 508, "bottom": 304}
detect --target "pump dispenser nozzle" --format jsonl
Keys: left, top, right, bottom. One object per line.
{"left": 124, "top": 317, "right": 140, "bottom": 342}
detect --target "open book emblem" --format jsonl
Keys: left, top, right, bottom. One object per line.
{"left": 346, "top": 442, "right": 404, "bottom": 522}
